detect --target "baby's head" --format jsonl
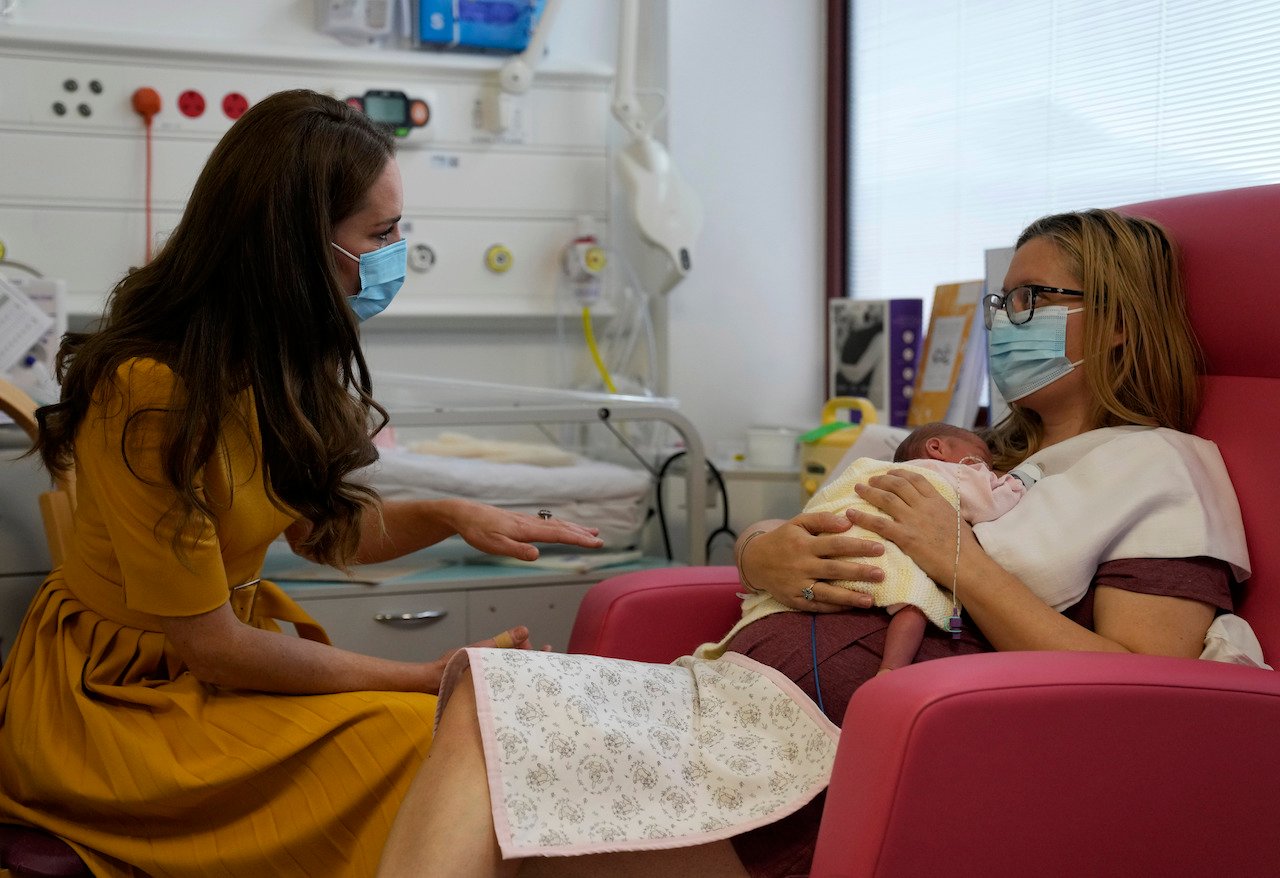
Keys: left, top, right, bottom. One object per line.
{"left": 893, "top": 422, "right": 993, "bottom": 467}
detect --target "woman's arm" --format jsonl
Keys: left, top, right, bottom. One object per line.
{"left": 735, "top": 513, "right": 882, "bottom": 612}
{"left": 287, "top": 497, "right": 603, "bottom": 564}
{"left": 851, "top": 469, "right": 1214, "bottom": 657}
{"left": 160, "top": 602, "right": 533, "bottom": 694}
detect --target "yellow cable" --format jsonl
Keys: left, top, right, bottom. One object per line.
{"left": 581, "top": 306, "right": 617, "bottom": 393}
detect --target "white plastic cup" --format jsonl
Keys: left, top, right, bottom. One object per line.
{"left": 746, "top": 427, "right": 799, "bottom": 468}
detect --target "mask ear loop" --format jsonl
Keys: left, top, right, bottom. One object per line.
{"left": 331, "top": 242, "right": 360, "bottom": 262}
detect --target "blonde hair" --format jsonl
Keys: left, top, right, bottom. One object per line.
{"left": 987, "top": 209, "right": 1203, "bottom": 471}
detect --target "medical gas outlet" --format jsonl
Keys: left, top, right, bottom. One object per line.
{"left": 484, "top": 244, "right": 513, "bottom": 274}
{"left": 562, "top": 235, "right": 607, "bottom": 306}
{"left": 408, "top": 243, "right": 436, "bottom": 273}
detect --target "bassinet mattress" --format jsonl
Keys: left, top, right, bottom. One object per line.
{"left": 362, "top": 448, "right": 652, "bottom": 548}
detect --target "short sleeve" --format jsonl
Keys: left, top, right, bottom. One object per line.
{"left": 1064, "top": 557, "right": 1233, "bottom": 630}
{"left": 78, "top": 358, "right": 229, "bottom": 617}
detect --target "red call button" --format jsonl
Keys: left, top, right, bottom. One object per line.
{"left": 178, "top": 90, "right": 206, "bottom": 118}
{"left": 222, "top": 92, "right": 249, "bottom": 120}
{"left": 410, "top": 99, "right": 429, "bottom": 127}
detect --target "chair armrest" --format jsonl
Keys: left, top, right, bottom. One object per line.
{"left": 567, "top": 566, "right": 742, "bottom": 662}
{"left": 811, "top": 651, "right": 1280, "bottom": 878}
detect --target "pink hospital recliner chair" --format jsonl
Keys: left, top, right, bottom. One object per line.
{"left": 567, "top": 183, "right": 1280, "bottom": 878}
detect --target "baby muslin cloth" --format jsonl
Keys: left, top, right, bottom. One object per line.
{"left": 438, "top": 648, "right": 839, "bottom": 859}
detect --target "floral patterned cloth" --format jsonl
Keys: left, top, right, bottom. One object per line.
{"left": 437, "top": 648, "right": 839, "bottom": 859}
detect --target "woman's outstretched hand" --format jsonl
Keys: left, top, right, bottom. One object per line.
{"left": 448, "top": 500, "right": 603, "bottom": 561}
{"left": 851, "top": 468, "right": 980, "bottom": 585}
{"left": 423, "top": 625, "right": 542, "bottom": 694}
{"left": 738, "top": 512, "right": 885, "bottom": 612}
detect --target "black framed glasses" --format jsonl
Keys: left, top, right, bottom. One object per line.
{"left": 982, "top": 284, "right": 1086, "bottom": 330}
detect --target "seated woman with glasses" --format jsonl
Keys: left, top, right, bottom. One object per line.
{"left": 376, "top": 209, "right": 1250, "bottom": 878}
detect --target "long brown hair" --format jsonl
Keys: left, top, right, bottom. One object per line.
{"left": 988, "top": 209, "right": 1203, "bottom": 470}
{"left": 36, "top": 89, "right": 394, "bottom": 567}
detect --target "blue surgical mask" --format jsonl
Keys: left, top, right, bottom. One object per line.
{"left": 987, "top": 306, "right": 1084, "bottom": 402}
{"left": 332, "top": 239, "right": 407, "bottom": 322}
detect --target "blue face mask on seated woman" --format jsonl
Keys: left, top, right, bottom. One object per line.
{"left": 987, "top": 306, "right": 1085, "bottom": 401}
{"left": 331, "top": 239, "right": 407, "bottom": 322}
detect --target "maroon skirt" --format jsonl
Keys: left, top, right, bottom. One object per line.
{"left": 722, "top": 557, "right": 1233, "bottom": 876}
{"left": 725, "top": 609, "right": 991, "bottom": 878}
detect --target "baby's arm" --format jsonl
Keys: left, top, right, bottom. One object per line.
{"left": 878, "top": 605, "right": 928, "bottom": 675}
{"left": 953, "top": 465, "right": 1026, "bottom": 524}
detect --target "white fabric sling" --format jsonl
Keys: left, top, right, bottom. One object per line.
{"left": 972, "top": 426, "right": 1250, "bottom": 612}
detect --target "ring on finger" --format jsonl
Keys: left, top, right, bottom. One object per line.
{"left": 801, "top": 586, "right": 815, "bottom": 602}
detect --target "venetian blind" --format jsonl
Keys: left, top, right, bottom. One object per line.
{"left": 849, "top": 0, "right": 1280, "bottom": 312}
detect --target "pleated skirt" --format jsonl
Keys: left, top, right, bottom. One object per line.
{"left": 0, "top": 577, "right": 437, "bottom": 877}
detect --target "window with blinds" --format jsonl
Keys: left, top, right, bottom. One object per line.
{"left": 848, "top": 0, "right": 1280, "bottom": 312}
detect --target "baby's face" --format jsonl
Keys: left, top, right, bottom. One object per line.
{"left": 941, "top": 434, "right": 993, "bottom": 467}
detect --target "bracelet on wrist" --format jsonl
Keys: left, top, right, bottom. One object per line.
{"left": 735, "top": 529, "right": 770, "bottom": 594}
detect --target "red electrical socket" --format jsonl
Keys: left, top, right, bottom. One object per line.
{"left": 177, "top": 89, "right": 206, "bottom": 118}
{"left": 131, "top": 87, "right": 161, "bottom": 123}
{"left": 222, "top": 92, "right": 249, "bottom": 120}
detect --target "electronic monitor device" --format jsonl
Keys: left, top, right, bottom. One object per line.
{"left": 345, "top": 89, "right": 430, "bottom": 137}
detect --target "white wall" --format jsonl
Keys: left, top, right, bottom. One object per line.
{"left": 664, "top": 2, "right": 827, "bottom": 456}
{"left": 1, "top": 0, "right": 829, "bottom": 457}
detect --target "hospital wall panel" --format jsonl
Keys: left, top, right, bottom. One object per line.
{"left": 0, "top": 31, "right": 613, "bottom": 319}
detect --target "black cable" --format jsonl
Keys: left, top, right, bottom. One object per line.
{"left": 702, "top": 458, "right": 737, "bottom": 558}
{"left": 653, "top": 451, "right": 737, "bottom": 561}
{"left": 653, "top": 451, "right": 682, "bottom": 560}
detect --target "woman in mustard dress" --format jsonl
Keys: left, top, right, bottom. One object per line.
{"left": 0, "top": 89, "right": 602, "bottom": 877}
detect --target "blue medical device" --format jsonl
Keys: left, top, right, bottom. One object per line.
{"left": 418, "top": 0, "right": 546, "bottom": 53}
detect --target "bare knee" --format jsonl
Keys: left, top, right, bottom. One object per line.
{"left": 434, "top": 665, "right": 479, "bottom": 745}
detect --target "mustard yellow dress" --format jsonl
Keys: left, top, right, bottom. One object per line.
{"left": 0, "top": 358, "right": 437, "bottom": 877}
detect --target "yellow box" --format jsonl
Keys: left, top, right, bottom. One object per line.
{"left": 798, "top": 397, "right": 877, "bottom": 497}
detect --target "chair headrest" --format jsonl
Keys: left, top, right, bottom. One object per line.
{"left": 1119, "top": 184, "right": 1280, "bottom": 380}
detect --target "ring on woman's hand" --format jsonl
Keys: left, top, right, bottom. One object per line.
{"left": 538, "top": 509, "right": 553, "bottom": 520}
{"left": 801, "top": 586, "right": 816, "bottom": 602}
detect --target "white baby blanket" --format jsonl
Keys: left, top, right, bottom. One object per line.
{"left": 439, "top": 647, "right": 839, "bottom": 859}
{"left": 406, "top": 432, "right": 578, "bottom": 466}
{"left": 368, "top": 447, "right": 651, "bottom": 503}
{"left": 362, "top": 447, "right": 652, "bottom": 547}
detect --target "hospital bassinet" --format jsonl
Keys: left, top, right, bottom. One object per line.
{"left": 366, "top": 372, "right": 708, "bottom": 563}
